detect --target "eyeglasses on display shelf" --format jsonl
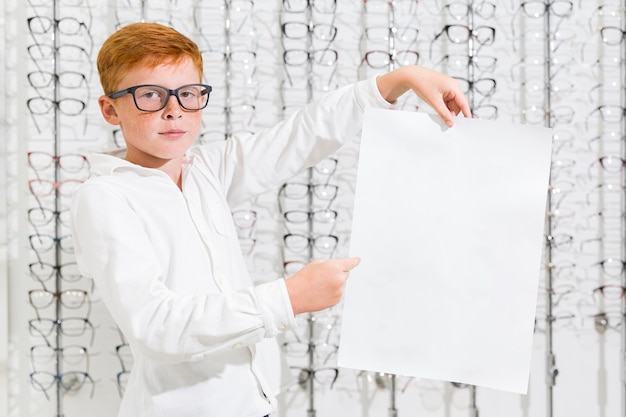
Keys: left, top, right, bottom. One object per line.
{"left": 30, "top": 344, "right": 92, "bottom": 373}
{"left": 435, "top": 53, "right": 498, "bottom": 76}
{"left": 429, "top": 24, "right": 496, "bottom": 59}
{"left": 587, "top": 80, "right": 624, "bottom": 103}
{"left": 521, "top": 104, "right": 575, "bottom": 126}
{"left": 363, "top": 25, "right": 419, "bottom": 45}
{"left": 515, "top": 78, "right": 575, "bottom": 104}
{"left": 29, "top": 261, "right": 84, "bottom": 285}
{"left": 283, "top": 259, "right": 307, "bottom": 276}
{"left": 112, "top": 325, "right": 133, "bottom": 396}
{"left": 290, "top": 366, "right": 339, "bottom": 390}
{"left": 549, "top": 159, "right": 577, "bottom": 182}
{"left": 114, "top": 2, "right": 173, "bottom": 29}
{"left": 27, "top": 15, "right": 94, "bottom": 56}
{"left": 579, "top": 235, "right": 626, "bottom": 255}
{"left": 509, "top": 54, "right": 575, "bottom": 82}
{"left": 27, "top": 15, "right": 93, "bottom": 37}
{"left": 362, "top": 0, "right": 420, "bottom": 23}
{"left": 312, "top": 157, "right": 338, "bottom": 183}
{"left": 359, "top": 49, "right": 420, "bottom": 70}
{"left": 222, "top": 0, "right": 257, "bottom": 36}
{"left": 549, "top": 130, "right": 577, "bottom": 155}
{"left": 27, "top": 70, "right": 90, "bottom": 100}
{"left": 115, "top": 343, "right": 134, "bottom": 373}
{"left": 27, "top": 96, "right": 88, "bottom": 133}
{"left": 587, "top": 155, "right": 626, "bottom": 180}
{"left": 545, "top": 233, "right": 575, "bottom": 253}
{"left": 511, "top": 27, "right": 578, "bottom": 55}
{"left": 546, "top": 261, "right": 577, "bottom": 281}
{"left": 453, "top": 76, "right": 496, "bottom": 98}
{"left": 29, "top": 370, "right": 96, "bottom": 400}
{"left": 28, "top": 317, "right": 96, "bottom": 348}
{"left": 232, "top": 209, "right": 257, "bottom": 232}
{"left": 510, "top": 0, "right": 573, "bottom": 37}
{"left": 585, "top": 105, "right": 626, "bottom": 131}
{"left": 538, "top": 283, "right": 577, "bottom": 307}
{"left": 282, "top": 69, "right": 340, "bottom": 97}
{"left": 547, "top": 206, "right": 576, "bottom": 229}
{"left": 588, "top": 310, "right": 625, "bottom": 334}
{"left": 28, "top": 179, "right": 84, "bottom": 203}
{"left": 585, "top": 183, "right": 625, "bottom": 206}
{"left": 27, "top": 42, "right": 92, "bottom": 65}
{"left": 283, "top": 209, "right": 338, "bottom": 225}
{"left": 356, "top": 371, "right": 416, "bottom": 394}
{"left": 27, "top": 152, "right": 90, "bottom": 176}
{"left": 282, "top": 22, "right": 338, "bottom": 43}
{"left": 116, "top": 370, "right": 130, "bottom": 397}
{"left": 279, "top": 182, "right": 339, "bottom": 202}
{"left": 471, "top": 103, "right": 498, "bottom": 120}
{"left": 283, "top": 233, "right": 339, "bottom": 255}
{"left": 581, "top": 24, "right": 626, "bottom": 62}
{"left": 533, "top": 311, "right": 576, "bottom": 334}
{"left": 548, "top": 180, "right": 576, "bottom": 207}
{"left": 29, "top": 233, "right": 75, "bottom": 255}
{"left": 28, "top": 207, "right": 71, "bottom": 229}
{"left": 282, "top": 340, "right": 339, "bottom": 366}
{"left": 204, "top": 103, "right": 257, "bottom": 128}
{"left": 581, "top": 210, "right": 626, "bottom": 231}
{"left": 586, "top": 3, "right": 625, "bottom": 31}
{"left": 591, "top": 258, "right": 626, "bottom": 278}
{"left": 446, "top": 1, "right": 497, "bottom": 20}
{"left": 283, "top": 48, "right": 339, "bottom": 68}
{"left": 283, "top": 0, "right": 337, "bottom": 14}
{"left": 28, "top": 288, "right": 91, "bottom": 319}
{"left": 592, "top": 285, "right": 626, "bottom": 302}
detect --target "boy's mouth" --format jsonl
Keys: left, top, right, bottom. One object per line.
{"left": 160, "top": 129, "right": 186, "bottom": 139}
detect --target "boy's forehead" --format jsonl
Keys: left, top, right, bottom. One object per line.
{"left": 133, "top": 56, "right": 190, "bottom": 72}
{"left": 121, "top": 57, "right": 200, "bottom": 82}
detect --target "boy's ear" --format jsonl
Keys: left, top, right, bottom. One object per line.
{"left": 98, "top": 95, "right": 121, "bottom": 125}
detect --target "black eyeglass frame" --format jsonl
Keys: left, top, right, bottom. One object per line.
{"left": 108, "top": 83, "right": 213, "bottom": 112}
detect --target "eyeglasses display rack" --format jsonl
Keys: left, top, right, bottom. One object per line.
{"left": 5, "top": 1, "right": 626, "bottom": 416}
{"left": 50, "top": 3, "right": 65, "bottom": 417}
{"left": 616, "top": 0, "right": 625, "bottom": 414}
{"left": 543, "top": 3, "right": 558, "bottom": 417}
{"left": 279, "top": 2, "right": 341, "bottom": 417}
{"left": 25, "top": 0, "right": 97, "bottom": 414}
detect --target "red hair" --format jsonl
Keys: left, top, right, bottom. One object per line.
{"left": 97, "top": 22, "right": 203, "bottom": 94}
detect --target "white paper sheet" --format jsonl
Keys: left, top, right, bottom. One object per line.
{"left": 337, "top": 108, "right": 553, "bottom": 394}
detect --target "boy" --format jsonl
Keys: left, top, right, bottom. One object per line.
{"left": 70, "top": 22, "right": 470, "bottom": 417}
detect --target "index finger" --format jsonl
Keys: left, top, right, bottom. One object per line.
{"left": 454, "top": 96, "right": 472, "bottom": 118}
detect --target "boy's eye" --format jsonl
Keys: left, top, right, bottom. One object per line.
{"left": 133, "top": 86, "right": 167, "bottom": 101}
{"left": 179, "top": 88, "right": 199, "bottom": 98}
{"left": 140, "top": 90, "right": 164, "bottom": 100}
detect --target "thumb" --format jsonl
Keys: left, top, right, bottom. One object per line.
{"left": 341, "top": 256, "right": 361, "bottom": 271}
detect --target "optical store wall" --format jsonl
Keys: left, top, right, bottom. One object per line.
{"left": 0, "top": 0, "right": 624, "bottom": 416}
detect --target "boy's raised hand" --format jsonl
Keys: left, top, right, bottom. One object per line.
{"left": 285, "top": 257, "right": 361, "bottom": 315}
{"left": 376, "top": 65, "right": 472, "bottom": 127}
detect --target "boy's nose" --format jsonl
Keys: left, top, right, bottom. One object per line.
{"left": 163, "top": 95, "right": 182, "bottom": 118}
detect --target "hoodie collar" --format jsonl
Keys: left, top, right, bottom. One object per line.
{"left": 88, "top": 148, "right": 195, "bottom": 178}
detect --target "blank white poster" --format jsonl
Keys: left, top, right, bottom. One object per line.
{"left": 338, "top": 108, "right": 553, "bottom": 394}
